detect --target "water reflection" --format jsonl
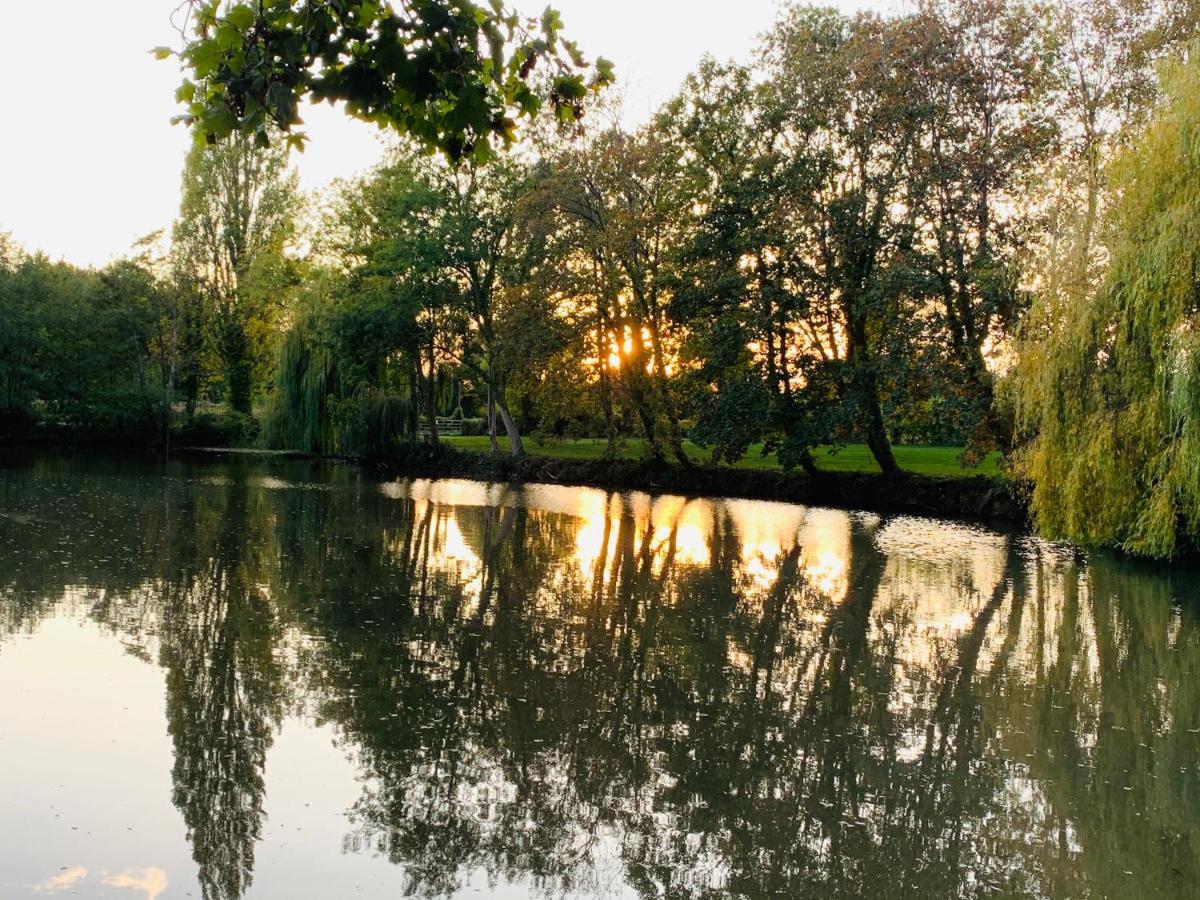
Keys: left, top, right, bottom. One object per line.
{"left": 1, "top": 454, "right": 1199, "bottom": 899}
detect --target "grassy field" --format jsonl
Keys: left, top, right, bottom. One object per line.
{"left": 443, "top": 436, "right": 1002, "bottom": 478}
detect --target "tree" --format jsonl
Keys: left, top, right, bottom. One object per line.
{"left": 433, "top": 158, "right": 538, "bottom": 456}
{"left": 1014, "top": 45, "right": 1200, "bottom": 558}
{"left": 262, "top": 266, "right": 423, "bottom": 456}
{"left": 538, "top": 127, "right": 699, "bottom": 465}
{"left": 174, "top": 133, "right": 299, "bottom": 416}
{"left": 1031, "top": 0, "right": 1200, "bottom": 311}
{"left": 0, "top": 239, "right": 40, "bottom": 420}
{"left": 97, "top": 257, "right": 172, "bottom": 438}
{"left": 663, "top": 53, "right": 842, "bottom": 473}
{"left": 907, "top": 0, "right": 1056, "bottom": 454}
{"left": 0, "top": 241, "right": 172, "bottom": 441}
{"left": 327, "top": 153, "right": 459, "bottom": 446}
{"left": 668, "top": 9, "right": 934, "bottom": 477}
{"left": 166, "top": 0, "right": 613, "bottom": 161}
{"left": 266, "top": 149, "right": 570, "bottom": 458}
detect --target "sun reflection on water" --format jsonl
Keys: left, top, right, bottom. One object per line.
{"left": 5, "top": 456, "right": 1200, "bottom": 900}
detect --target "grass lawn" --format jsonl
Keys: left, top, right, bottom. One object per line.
{"left": 442, "top": 436, "right": 1002, "bottom": 478}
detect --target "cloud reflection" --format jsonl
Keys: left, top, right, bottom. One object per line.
{"left": 33, "top": 865, "right": 87, "bottom": 894}
{"left": 103, "top": 867, "right": 169, "bottom": 900}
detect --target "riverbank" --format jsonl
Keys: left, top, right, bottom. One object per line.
{"left": 440, "top": 436, "right": 1005, "bottom": 478}
{"left": 176, "top": 442, "right": 1027, "bottom": 525}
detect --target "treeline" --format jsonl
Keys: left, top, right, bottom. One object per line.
{"left": 0, "top": 237, "right": 187, "bottom": 442}
{"left": 0, "top": 137, "right": 297, "bottom": 446}
{"left": 4, "top": 0, "right": 1200, "bottom": 555}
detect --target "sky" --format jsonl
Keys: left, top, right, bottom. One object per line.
{"left": 0, "top": 0, "right": 882, "bottom": 269}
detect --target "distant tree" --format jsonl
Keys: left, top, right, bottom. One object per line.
{"left": 173, "top": 134, "right": 299, "bottom": 416}
{"left": 265, "top": 149, "right": 572, "bottom": 458}
{"left": 325, "top": 154, "right": 457, "bottom": 446}
{"left": 1033, "top": 0, "right": 1200, "bottom": 308}
{"left": 431, "top": 158, "right": 540, "bottom": 457}
{"left": 668, "top": 8, "right": 935, "bottom": 477}
{"left": 97, "top": 257, "right": 172, "bottom": 436}
{"left": 539, "top": 127, "right": 699, "bottom": 465}
{"left": 0, "top": 243, "right": 173, "bottom": 439}
{"left": 0, "top": 239, "right": 39, "bottom": 418}
{"left": 907, "top": 0, "right": 1057, "bottom": 454}
{"left": 663, "top": 54, "right": 840, "bottom": 473}
{"left": 165, "top": 0, "right": 613, "bottom": 161}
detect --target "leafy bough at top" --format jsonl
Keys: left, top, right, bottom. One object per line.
{"left": 158, "top": 0, "right": 614, "bottom": 161}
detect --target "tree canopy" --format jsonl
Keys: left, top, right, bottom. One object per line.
{"left": 165, "top": 0, "right": 614, "bottom": 160}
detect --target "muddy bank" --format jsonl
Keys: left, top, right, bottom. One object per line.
{"left": 341, "top": 443, "right": 1030, "bottom": 526}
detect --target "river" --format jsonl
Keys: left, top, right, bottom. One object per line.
{"left": 0, "top": 452, "right": 1196, "bottom": 899}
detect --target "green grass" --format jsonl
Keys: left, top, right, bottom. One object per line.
{"left": 442, "top": 436, "right": 1002, "bottom": 478}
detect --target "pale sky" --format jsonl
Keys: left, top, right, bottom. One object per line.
{"left": 0, "top": 0, "right": 884, "bottom": 268}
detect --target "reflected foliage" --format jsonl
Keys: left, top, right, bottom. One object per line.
{"left": 1, "top": 454, "right": 1200, "bottom": 898}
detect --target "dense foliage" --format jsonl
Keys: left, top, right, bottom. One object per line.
{"left": 8, "top": 0, "right": 1200, "bottom": 555}
{"left": 0, "top": 241, "right": 176, "bottom": 442}
{"left": 166, "top": 0, "right": 613, "bottom": 160}
{"left": 175, "top": 133, "right": 301, "bottom": 416}
{"left": 1015, "top": 47, "right": 1200, "bottom": 557}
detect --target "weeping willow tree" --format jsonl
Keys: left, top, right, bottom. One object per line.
{"left": 262, "top": 277, "right": 419, "bottom": 457}
{"left": 1015, "top": 45, "right": 1200, "bottom": 558}
{"left": 262, "top": 316, "right": 338, "bottom": 453}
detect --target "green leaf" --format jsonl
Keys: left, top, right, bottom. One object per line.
{"left": 562, "top": 40, "right": 584, "bottom": 68}
{"left": 267, "top": 82, "right": 297, "bottom": 124}
{"left": 541, "top": 7, "right": 563, "bottom": 39}
{"left": 485, "top": 24, "right": 505, "bottom": 78}
{"left": 215, "top": 21, "right": 242, "bottom": 52}
{"left": 554, "top": 75, "right": 586, "bottom": 101}
{"left": 188, "top": 41, "right": 224, "bottom": 78}
{"left": 152, "top": 46, "right": 173, "bottom": 61}
{"left": 199, "top": 102, "right": 237, "bottom": 137}
{"left": 595, "top": 57, "right": 615, "bottom": 85}
{"left": 224, "top": 4, "right": 256, "bottom": 31}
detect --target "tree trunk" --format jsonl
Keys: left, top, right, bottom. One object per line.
{"left": 624, "top": 326, "right": 664, "bottom": 461}
{"left": 165, "top": 301, "right": 178, "bottom": 458}
{"left": 966, "top": 348, "right": 1011, "bottom": 453}
{"left": 859, "top": 372, "right": 900, "bottom": 478}
{"left": 486, "top": 383, "right": 500, "bottom": 454}
{"left": 598, "top": 330, "right": 618, "bottom": 460}
{"left": 184, "top": 371, "right": 199, "bottom": 421}
{"left": 845, "top": 294, "right": 899, "bottom": 479}
{"left": 134, "top": 340, "right": 157, "bottom": 437}
{"left": 221, "top": 314, "right": 253, "bottom": 417}
{"left": 424, "top": 381, "right": 440, "bottom": 444}
{"left": 226, "top": 357, "right": 253, "bottom": 417}
{"left": 642, "top": 306, "right": 689, "bottom": 466}
{"left": 495, "top": 393, "right": 525, "bottom": 458}
{"left": 424, "top": 337, "right": 439, "bottom": 446}
{"left": 797, "top": 448, "right": 820, "bottom": 478}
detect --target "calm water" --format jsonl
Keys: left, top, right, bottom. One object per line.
{"left": 1, "top": 454, "right": 1198, "bottom": 900}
